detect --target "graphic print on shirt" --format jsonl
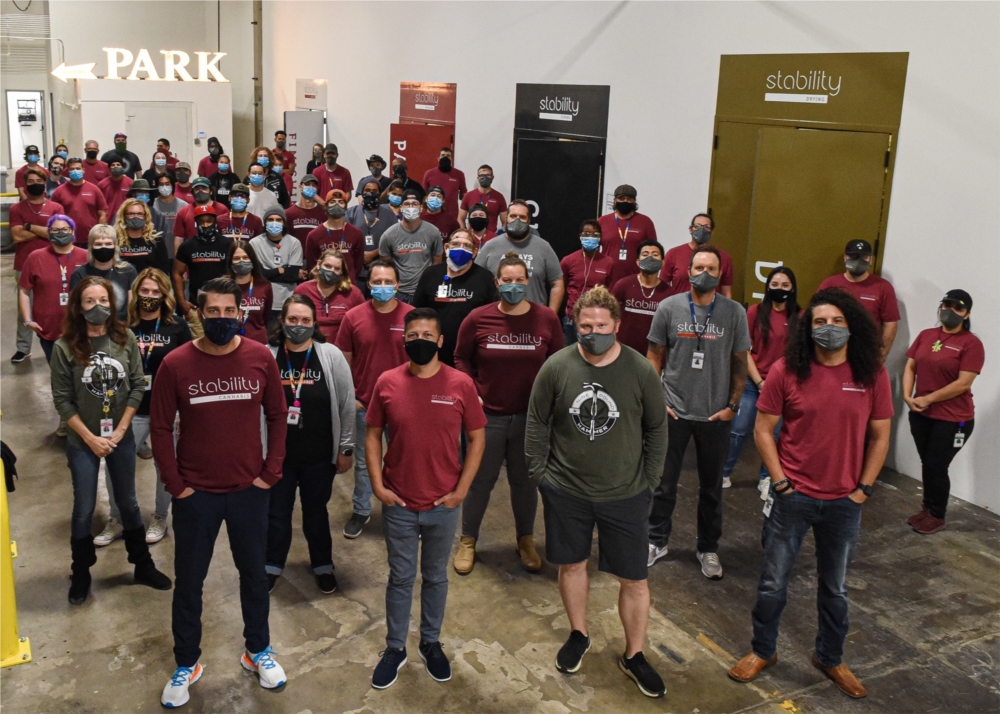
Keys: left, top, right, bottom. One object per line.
{"left": 81, "top": 352, "right": 126, "bottom": 400}
{"left": 435, "top": 282, "right": 476, "bottom": 302}
{"left": 569, "top": 382, "right": 620, "bottom": 441}
{"left": 485, "top": 332, "right": 542, "bottom": 350}
{"left": 395, "top": 241, "right": 429, "bottom": 255}
{"left": 186, "top": 376, "right": 261, "bottom": 404}
{"left": 280, "top": 366, "right": 323, "bottom": 384}
{"left": 623, "top": 297, "right": 661, "bottom": 316}
{"left": 676, "top": 320, "right": 726, "bottom": 340}
{"left": 189, "top": 249, "right": 227, "bottom": 263}
{"left": 431, "top": 393, "right": 458, "bottom": 406}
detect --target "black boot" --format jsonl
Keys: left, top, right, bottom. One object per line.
{"left": 69, "top": 537, "right": 96, "bottom": 605}
{"left": 122, "top": 527, "right": 172, "bottom": 591}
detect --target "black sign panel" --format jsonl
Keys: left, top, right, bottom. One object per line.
{"left": 515, "top": 84, "right": 610, "bottom": 140}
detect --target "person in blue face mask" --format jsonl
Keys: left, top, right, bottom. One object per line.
{"left": 285, "top": 173, "right": 326, "bottom": 248}
{"left": 249, "top": 205, "right": 303, "bottom": 327}
{"left": 420, "top": 185, "right": 459, "bottom": 242}
{"left": 51, "top": 158, "right": 109, "bottom": 246}
{"left": 246, "top": 146, "right": 290, "bottom": 208}
{"left": 559, "top": 218, "right": 615, "bottom": 345}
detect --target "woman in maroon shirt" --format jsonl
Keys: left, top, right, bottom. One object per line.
{"left": 420, "top": 185, "right": 459, "bottom": 241}
{"left": 225, "top": 239, "right": 272, "bottom": 344}
{"left": 903, "top": 289, "right": 984, "bottom": 534}
{"left": 293, "top": 248, "right": 364, "bottom": 342}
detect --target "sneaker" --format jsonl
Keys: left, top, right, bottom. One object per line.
{"left": 55, "top": 422, "right": 68, "bottom": 438}
{"left": 160, "top": 663, "right": 203, "bottom": 708}
{"left": 418, "top": 641, "right": 452, "bottom": 682}
{"left": 618, "top": 651, "right": 666, "bottom": 698}
{"left": 697, "top": 551, "right": 724, "bottom": 580}
{"left": 913, "top": 514, "right": 946, "bottom": 535}
{"left": 316, "top": 572, "right": 338, "bottom": 594}
{"left": 241, "top": 646, "right": 286, "bottom": 690}
{"left": 907, "top": 509, "right": 928, "bottom": 527}
{"left": 648, "top": 542, "right": 669, "bottom": 568}
{"left": 372, "top": 647, "right": 407, "bottom": 689}
{"left": 555, "top": 630, "right": 591, "bottom": 674}
{"left": 722, "top": 476, "right": 732, "bottom": 489}
{"left": 94, "top": 518, "right": 123, "bottom": 547}
{"left": 343, "top": 512, "right": 370, "bottom": 539}
{"left": 10, "top": 351, "right": 28, "bottom": 364}
{"left": 267, "top": 573, "right": 279, "bottom": 593}
{"left": 137, "top": 443, "right": 153, "bottom": 460}
{"left": 146, "top": 514, "right": 168, "bottom": 543}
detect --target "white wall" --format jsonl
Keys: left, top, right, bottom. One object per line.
{"left": 264, "top": 1, "right": 999, "bottom": 511}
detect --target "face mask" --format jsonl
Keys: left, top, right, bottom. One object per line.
{"left": 126, "top": 217, "right": 146, "bottom": 230}
{"left": 26, "top": 183, "right": 45, "bottom": 197}
{"left": 845, "top": 257, "right": 870, "bottom": 276}
{"left": 176, "top": 171, "right": 190, "bottom": 183}
{"left": 83, "top": 304, "right": 112, "bottom": 325}
{"left": 939, "top": 308, "right": 964, "bottom": 330}
{"left": 209, "top": 147, "right": 220, "bottom": 157}
{"left": 325, "top": 156, "right": 336, "bottom": 165}
{"left": 155, "top": 158, "right": 167, "bottom": 168}
{"left": 313, "top": 150, "right": 323, "bottom": 159}
{"left": 426, "top": 196, "right": 444, "bottom": 211}
{"left": 271, "top": 165, "right": 282, "bottom": 174}
{"left": 401, "top": 206, "right": 421, "bottom": 221}
{"left": 115, "top": 142, "right": 127, "bottom": 153}
{"left": 767, "top": 287, "right": 792, "bottom": 303}
{"left": 85, "top": 151, "right": 98, "bottom": 161}
{"left": 506, "top": 218, "right": 530, "bottom": 239}
{"left": 447, "top": 247, "right": 473, "bottom": 269}
{"left": 319, "top": 267, "right": 340, "bottom": 284}
{"left": 135, "top": 193, "right": 150, "bottom": 204}
{"left": 405, "top": 338, "right": 438, "bottom": 366}
{"left": 578, "top": 331, "right": 616, "bottom": 356}
{"left": 57, "top": 150, "right": 68, "bottom": 159}
{"left": 362, "top": 192, "right": 380, "bottom": 211}
{"left": 812, "top": 324, "right": 850, "bottom": 351}
{"left": 110, "top": 166, "right": 125, "bottom": 177}
{"left": 283, "top": 323, "right": 314, "bottom": 345}
{"left": 689, "top": 271, "right": 719, "bottom": 293}
{"left": 465, "top": 217, "right": 487, "bottom": 233}
{"left": 370, "top": 285, "right": 396, "bottom": 303}
{"left": 50, "top": 231, "right": 74, "bottom": 247}
{"left": 387, "top": 194, "right": 403, "bottom": 207}
{"left": 158, "top": 185, "right": 173, "bottom": 197}
{"left": 326, "top": 204, "right": 346, "bottom": 219}
{"left": 202, "top": 316, "right": 240, "bottom": 346}
{"left": 231, "top": 260, "right": 253, "bottom": 276}
{"left": 275, "top": 141, "right": 286, "bottom": 149}
{"left": 691, "top": 226, "right": 712, "bottom": 245}
{"left": 581, "top": 237, "right": 601, "bottom": 252}
{"left": 138, "top": 295, "right": 162, "bottom": 313}
{"left": 68, "top": 169, "right": 84, "bottom": 182}
{"left": 438, "top": 157, "right": 452, "bottom": 172}
{"left": 256, "top": 156, "right": 270, "bottom": 168}
{"left": 194, "top": 190, "right": 211, "bottom": 203}
{"left": 218, "top": 163, "right": 230, "bottom": 173}
{"left": 301, "top": 185, "right": 318, "bottom": 199}
{"left": 478, "top": 176, "right": 493, "bottom": 188}
{"left": 248, "top": 174, "right": 264, "bottom": 186}
{"left": 50, "top": 165, "right": 63, "bottom": 175}
{"left": 615, "top": 200, "right": 635, "bottom": 215}
{"left": 370, "top": 165, "right": 382, "bottom": 177}
{"left": 92, "top": 246, "right": 116, "bottom": 263}
{"left": 230, "top": 196, "right": 248, "bottom": 212}
{"left": 196, "top": 223, "right": 216, "bottom": 242}
{"left": 639, "top": 256, "right": 663, "bottom": 274}
{"left": 498, "top": 283, "right": 527, "bottom": 305}
{"left": 265, "top": 221, "right": 284, "bottom": 237}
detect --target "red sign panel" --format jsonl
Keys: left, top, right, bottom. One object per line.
{"left": 389, "top": 123, "right": 455, "bottom": 187}
{"left": 399, "top": 82, "right": 457, "bottom": 126}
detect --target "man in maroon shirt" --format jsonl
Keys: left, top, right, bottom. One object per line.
{"left": 98, "top": 155, "right": 133, "bottom": 220}
{"left": 286, "top": 173, "right": 326, "bottom": 246}
{"left": 728, "top": 288, "right": 891, "bottom": 699}
{"left": 217, "top": 184, "right": 262, "bottom": 241}
{"left": 818, "top": 239, "right": 900, "bottom": 362}
{"left": 14, "top": 144, "right": 47, "bottom": 200}
{"left": 612, "top": 239, "right": 670, "bottom": 355}
{"left": 661, "top": 213, "right": 733, "bottom": 299}
{"left": 366, "top": 307, "right": 486, "bottom": 689}
{"left": 173, "top": 177, "right": 229, "bottom": 242}
{"left": 304, "top": 190, "right": 364, "bottom": 282}
{"left": 458, "top": 165, "right": 507, "bottom": 231}
{"left": 81, "top": 139, "right": 110, "bottom": 185}
{"left": 272, "top": 130, "right": 295, "bottom": 180}
{"left": 151, "top": 277, "right": 288, "bottom": 702}
{"left": 422, "top": 147, "right": 466, "bottom": 221}
{"left": 559, "top": 218, "right": 614, "bottom": 345}
{"left": 311, "top": 143, "right": 353, "bottom": 198}
{"left": 52, "top": 158, "right": 108, "bottom": 246}
{"left": 598, "top": 185, "right": 659, "bottom": 286}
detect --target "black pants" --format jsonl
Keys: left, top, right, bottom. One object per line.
{"left": 649, "top": 417, "right": 731, "bottom": 552}
{"left": 40, "top": 337, "right": 55, "bottom": 363}
{"left": 171, "top": 485, "right": 270, "bottom": 667}
{"left": 909, "top": 412, "right": 974, "bottom": 519}
{"left": 266, "top": 460, "right": 336, "bottom": 575}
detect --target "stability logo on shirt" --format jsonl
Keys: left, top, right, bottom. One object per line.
{"left": 569, "top": 382, "right": 619, "bottom": 441}
{"left": 280, "top": 367, "right": 322, "bottom": 384}
{"left": 187, "top": 376, "right": 260, "bottom": 404}
{"left": 189, "top": 250, "right": 226, "bottom": 263}
{"left": 486, "top": 333, "right": 542, "bottom": 350}
{"left": 431, "top": 394, "right": 457, "bottom": 406}
{"left": 435, "top": 283, "right": 475, "bottom": 302}
{"left": 395, "top": 241, "right": 428, "bottom": 255}
{"left": 676, "top": 322, "right": 725, "bottom": 339}
{"left": 842, "top": 382, "right": 866, "bottom": 393}
{"left": 81, "top": 351, "right": 126, "bottom": 400}
{"left": 624, "top": 298, "right": 661, "bottom": 316}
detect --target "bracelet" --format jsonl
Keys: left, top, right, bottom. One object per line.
{"left": 756, "top": 380, "right": 764, "bottom": 388}
{"left": 772, "top": 478, "right": 791, "bottom": 493}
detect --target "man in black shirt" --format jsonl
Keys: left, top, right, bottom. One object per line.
{"left": 100, "top": 132, "right": 143, "bottom": 179}
{"left": 173, "top": 204, "right": 233, "bottom": 338}
{"left": 379, "top": 158, "right": 424, "bottom": 204}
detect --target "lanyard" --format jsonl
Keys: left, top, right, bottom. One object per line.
{"left": 326, "top": 226, "right": 345, "bottom": 250}
{"left": 239, "top": 280, "right": 254, "bottom": 333}
{"left": 688, "top": 293, "right": 717, "bottom": 352}
{"left": 581, "top": 250, "right": 596, "bottom": 289}
{"left": 139, "top": 319, "right": 160, "bottom": 370}
{"left": 284, "top": 345, "right": 313, "bottom": 408}
{"left": 615, "top": 215, "right": 631, "bottom": 251}
{"left": 363, "top": 212, "right": 379, "bottom": 232}
{"left": 53, "top": 250, "right": 69, "bottom": 291}
{"left": 228, "top": 212, "right": 248, "bottom": 235}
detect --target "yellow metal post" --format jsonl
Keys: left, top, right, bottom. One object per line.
{"left": 1, "top": 462, "right": 31, "bottom": 667}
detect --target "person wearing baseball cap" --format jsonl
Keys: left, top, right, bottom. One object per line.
{"left": 354, "top": 154, "right": 392, "bottom": 197}
{"left": 312, "top": 142, "right": 354, "bottom": 198}
{"left": 100, "top": 132, "right": 142, "bottom": 179}
{"left": 172, "top": 176, "right": 229, "bottom": 245}
{"left": 303, "top": 189, "right": 365, "bottom": 282}
{"left": 818, "top": 238, "right": 900, "bottom": 361}
{"left": 173, "top": 202, "right": 233, "bottom": 338}
{"left": 174, "top": 161, "right": 195, "bottom": 203}
{"left": 902, "top": 289, "right": 983, "bottom": 535}
{"left": 217, "top": 183, "right": 263, "bottom": 241}
{"left": 286, "top": 172, "right": 326, "bottom": 246}
{"left": 598, "top": 184, "right": 660, "bottom": 286}
{"left": 15, "top": 144, "right": 47, "bottom": 200}
{"left": 98, "top": 154, "right": 133, "bottom": 218}
{"left": 420, "top": 185, "right": 459, "bottom": 241}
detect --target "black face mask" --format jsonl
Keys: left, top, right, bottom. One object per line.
{"left": 615, "top": 200, "right": 635, "bottom": 215}
{"left": 26, "top": 183, "right": 45, "bottom": 197}
{"left": 362, "top": 192, "right": 380, "bottom": 211}
{"left": 404, "top": 338, "right": 438, "bottom": 366}
{"left": 176, "top": 171, "right": 190, "bottom": 183}
{"left": 393, "top": 165, "right": 406, "bottom": 179}
{"left": 767, "top": 288, "right": 792, "bottom": 303}
{"left": 92, "top": 246, "right": 116, "bottom": 263}
{"left": 196, "top": 223, "right": 217, "bottom": 242}
{"left": 439, "top": 157, "right": 452, "bottom": 172}
{"left": 194, "top": 190, "right": 211, "bottom": 204}
{"left": 468, "top": 216, "right": 489, "bottom": 232}
{"left": 275, "top": 141, "right": 285, "bottom": 149}
{"left": 85, "top": 150, "right": 99, "bottom": 160}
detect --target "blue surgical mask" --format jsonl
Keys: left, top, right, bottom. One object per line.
{"left": 265, "top": 221, "right": 284, "bottom": 237}
{"left": 370, "top": 286, "right": 397, "bottom": 303}
{"left": 248, "top": 174, "right": 264, "bottom": 186}
{"left": 57, "top": 151, "right": 68, "bottom": 159}
{"left": 447, "top": 247, "right": 473, "bottom": 267}
{"left": 27, "top": 154, "right": 39, "bottom": 163}
{"left": 155, "top": 158, "right": 167, "bottom": 167}
{"left": 388, "top": 194, "right": 402, "bottom": 207}
{"left": 581, "top": 237, "right": 601, "bottom": 251}
{"left": 68, "top": 169, "right": 84, "bottom": 182}
{"left": 218, "top": 163, "right": 230, "bottom": 173}
{"left": 230, "top": 197, "right": 247, "bottom": 212}
{"left": 256, "top": 156, "right": 270, "bottom": 168}
{"left": 135, "top": 193, "right": 150, "bottom": 204}
{"left": 301, "top": 185, "right": 317, "bottom": 199}
{"left": 426, "top": 195, "right": 444, "bottom": 211}
{"left": 271, "top": 164, "right": 282, "bottom": 174}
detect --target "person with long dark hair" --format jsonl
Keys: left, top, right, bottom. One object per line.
{"left": 729, "top": 288, "right": 892, "bottom": 699}
{"left": 225, "top": 239, "right": 273, "bottom": 344}
{"left": 721, "top": 266, "right": 800, "bottom": 490}
{"left": 49, "top": 276, "right": 172, "bottom": 604}
{"left": 902, "top": 290, "right": 983, "bottom": 534}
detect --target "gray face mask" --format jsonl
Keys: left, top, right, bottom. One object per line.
{"left": 689, "top": 271, "right": 719, "bottom": 293}
{"left": 319, "top": 268, "right": 340, "bottom": 285}
{"left": 939, "top": 308, "right": 964, "bottom": 330}
{"left": 125, "top": 217, "right": 146, "bottom": 230}
{"left": 639, "top": 257, "right": 663, "bottom": 275}
{"left": 326, "top": 204, "right": 346, "bottom": 219}
{"left": 231, "top": 260, "right": 253, "bottom": 276}
{"left": 498, "top": 283, "right": 527, "bottom": 305}
{"left": 50, "top": 231, "right": 74, "bottom": 247}
{"left": 83, "top": 304, "right": 112, "bottom": 325}
{"left": 691, "top": 226, "right": 712, "bottom": 245}
{"left": 506, "top": 219, "right": 530, "bottom": 239}
{"left": 812, "top": 324, "right": 850, "bottom": 351}
{"left": 577, "top": 331, "right": 616, "bottom": 356}
{"left": 845, "top": 257, "right": 870, "bottom": 276}
{"left": 282, "top": 323, "right": 314, "bottom": 345}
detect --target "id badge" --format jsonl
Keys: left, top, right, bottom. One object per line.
{"left": 273, "top": 253, "right": 282, "bottom": 266}
{"left": 619, "top": 249, "right": 628, "bottom": 260}
{"left": 763, "top": 492, "right": 774, "bottom": 518}
{"left": 60, "top": 291, "right": 69, "bottom": 306}
{"left": 691, "top": 351, "right": 705, "bottom": 370}
{"left": 144, "top": 375, "right": 152, "bottom": 391}
{"left": 436, "top": 283, "right": 449, "bottom": 299}
{"left": 759, "top": 478, "right": 771, "bottom": 502}
{"left": 287, "top": 406, "right": 301, "bottom": 426}
{"left": 954, "top": 432, "right": 965, "bottom": 448}
{"left": 100, "top": 418, "right": 114, "bottom": 437}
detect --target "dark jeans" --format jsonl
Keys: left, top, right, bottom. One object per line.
{"left": 66, "top": 430, "right": 141, "bottom": 540}
{"left": 171, "top": 485, "right": 271, "bottom": 667}
{"left": 648, "top": 417, "right": 731, "bottom": 552}
{"left": 266, "top": 460, "right": 336, "bottom": 575}
{"left": 562, "top": 315, "right": 578, "bottom": 346}
{"left": 909, "top": 412, "right": 974, "bottom": 519}
{"left": 40, "top": 337, "right": 55, "bottom": 363}
{"left": 751, "top": 491, "right": 862, "bottom": 668}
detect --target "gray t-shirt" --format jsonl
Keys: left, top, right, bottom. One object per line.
{"left": 152, "top": 197, "right": 188, "bottom": 260}
{"left": 378, "top": 220, "right": 443, "bottom": 294}
{"left": 647, "top": 292, "right": 751, "bottom": 421}
{"left": 475, "top": 233, "right": 562, "bottom": 306}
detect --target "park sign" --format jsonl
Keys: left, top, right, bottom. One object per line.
{"left": 52, "top": 49, "right": 228, "bottom": 83}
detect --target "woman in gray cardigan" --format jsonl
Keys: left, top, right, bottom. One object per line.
{"left": 265, "top": 294, "right": 356, "bottom": 594}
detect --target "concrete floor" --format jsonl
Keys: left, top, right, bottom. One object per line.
{"left": 1, "top": 252, "right": 998, "bottom": 714}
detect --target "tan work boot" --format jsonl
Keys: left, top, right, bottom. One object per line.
{"left": 812, "top": 652, "right": 867, "bottom": 698}
{"left": 517, "top": 535, "right": 542, "bottom": 572}
{"left": 454, "top": 536, "right": 476, "bottom": 574}
{"left": 728, "top": 652, "right": 777, "bottom": 682}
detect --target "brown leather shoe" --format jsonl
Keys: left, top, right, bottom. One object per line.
{"left": 811, "top": 652, "right": 867, "bottom": 698}
{"left": 454, "top": 536, "right": 476, "bottom": 575}
{"left": 517, "top": 535, "right": 542, "bottom": 572}
{"left": 913, "top": 513, "right": 946, "bottom": 534}
{"left": 728, "top": 652, "right": 777, "bottom": 682}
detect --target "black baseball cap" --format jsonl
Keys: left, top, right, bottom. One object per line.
{"left": 844, "top": 239, "right": 873, "bottom": 256}
{"left": 401, "top": 189, "right": 422, "bottom": 202}
{"left": 942, "top": 289, "right": 972, "bottom": 310}
{"left": 324, "top": 143, "right": 339, "bottom": 154}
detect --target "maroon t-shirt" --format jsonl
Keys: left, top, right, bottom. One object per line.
{"left": 97, "top": 176, "right": 133, "bottom": 220}
{"left": 18, "top": 246, "right": 89, "bottom": 340}
{"left": 294, "top": 280, "right": 365, "bottom": 342}
{"left": 312, "top": 164, "right": 354, "bottom": 197}
{"left": 461, "top": 188, "right": 507, "bottom": 230}
{"left": 173, "top": 201, "right": 229, "bottom": 241}
{"left": 454, "top": 302, "right": 564, "bottom": 414}
{"left": 51, "top": 181, "right": 108, "bottom": 245}
{"left": 335, "top": 300, "right": 414, "bottom": 407}
{"left": 196, "top": 156, "right": 218, "bottom": 178}
{"left": 661, "top": 242, "right": 734, "bottom": 296}
{"left": 422, "top": 167, "right": 467, "bottom": 219}
{"left": 175, "top": 183, "right": 195, "bottom": 205}
{"left": 757, "top": 358, "right": 893, "bottom": 499}
{"left": 817, "top": 273, "right": 901, "bottom": 331}
{"left": 238, "top": 279, "right": 273, "bottom": 344}
{"left": 469, "top": 229, "right": 498, "bottom": 251}
{"left": 420, "top": 209, "right": 460, "bottom": 241}
{"left": 598, "top": 212, "right": 659, "bottom": 286}
{"left": 611, "top": 275, "right": 672, "bottom": 356}
{"left": 82, "top": 160, "right": 109, "bottom": 185}
{"left": 286, "top": 204, "right": 327, "bottom": 245}
{"left": 560, "top": 250, "right": 615, "bottom": 318}
{"left": 9, "top": 199, "right": 63, "bottom": 271}
{"left": 217, "top": 211, "right": 264, "bottom": 241}
{"left": 747, "top": 303, "right": 797, "bottom": 379}
{"left": 15, "top": 164, "right": 47, "bottom": 189}
{"left": 906, "top": 327, "right": 985, "bottom": 422}
{"left": 303, "top": 223, "right": 365, "bottom": 281}
{"left": 366, "top": 363, "right": 487, "bottom": 511}
{"left": 149, "top": 338, "right": 287, "bottom": 497}
{"left": 149, "top": 156, "right": 180, "bottom": 170}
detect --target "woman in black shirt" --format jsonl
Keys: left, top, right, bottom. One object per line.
{"left": 115, "top": 198, "right": 171, "bottom": 275}
{"left": 70, "top": 224, "right": 138, "bottom": 321}
{"left": 209, "top": 154, "right": 238, "bottom": 209}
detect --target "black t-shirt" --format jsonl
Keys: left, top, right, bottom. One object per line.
{"left": 174, "top": 235, "right": 234, "bottom": 301}
{"left": 119, "top": 234, "right": 170, "bottom": 275}
{"left": 100, "top": 150, "right": 142, "bottom": 179}
{"left": 278, "top": 347, "right": 332, "bottom": 465}
{"left": 70, "top": 262, "right": 138, "bottom": 321}
{"left": 413, "top": 262, "right": 498, "bottom": 367}
{"left": 132, "top": 317, "right": 192, "bottom": 415}
{"left": 210, "top": 171, "right": 238, "bottom": 208}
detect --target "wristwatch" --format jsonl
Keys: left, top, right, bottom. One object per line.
{"left": 341, "top": 448, "right": 354, "bottom": 457}
{"left": 855, "top": 483, "right": 874, "bottom": 497}
{"left": 727, "top": 402, "right": 740, "bottom": 413}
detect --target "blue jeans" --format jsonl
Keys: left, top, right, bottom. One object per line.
{"left": 562, "top": 315, "right": 578, "bottom": 346}
{"left": 382, "top": 503, "right": 460, "bottom": 650}
{"left": 354, "top": 408, "right": 374, "bottom": 516}
{"left": 751, "top": 491, "right": 863, "bottom": 667}
{"left": 67, "top": 429, "right": 141, "bottom": 540}
{"left": 722, "top": 378, "right": 780, "bottom": 482}
{"left": 108, "top": 415, "right": 171, "bottom": 521}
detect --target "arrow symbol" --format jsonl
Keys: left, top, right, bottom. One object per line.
{"left": 51, "top": 62, "right": 97, "bottom": 82}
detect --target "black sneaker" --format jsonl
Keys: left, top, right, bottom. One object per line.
{"left": 316, "top": 572, "right": 337, "bottom": 594}
{"left": 418, "top": 641, "right": 452, "bottom": 682}
{"left": 343, "top": 512, "right": 371, "bottom": 539}
{"left": 10, "top": 351, "right": 28, "bottom": 364}
{"left": 556, "top": 630, "right": 591, "bottom": 674}
{"left": 267, "top": 573, "right": 279, "bottom": 593}
{"left": 618, "top": 651, "right": 666, "bottom": 698}
{"left": 372, "top": 647, "right": 407, "bottom": 689}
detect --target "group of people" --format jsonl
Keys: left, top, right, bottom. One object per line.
{"left": 7, "top": 132, "right": 984, "bottom": 707}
